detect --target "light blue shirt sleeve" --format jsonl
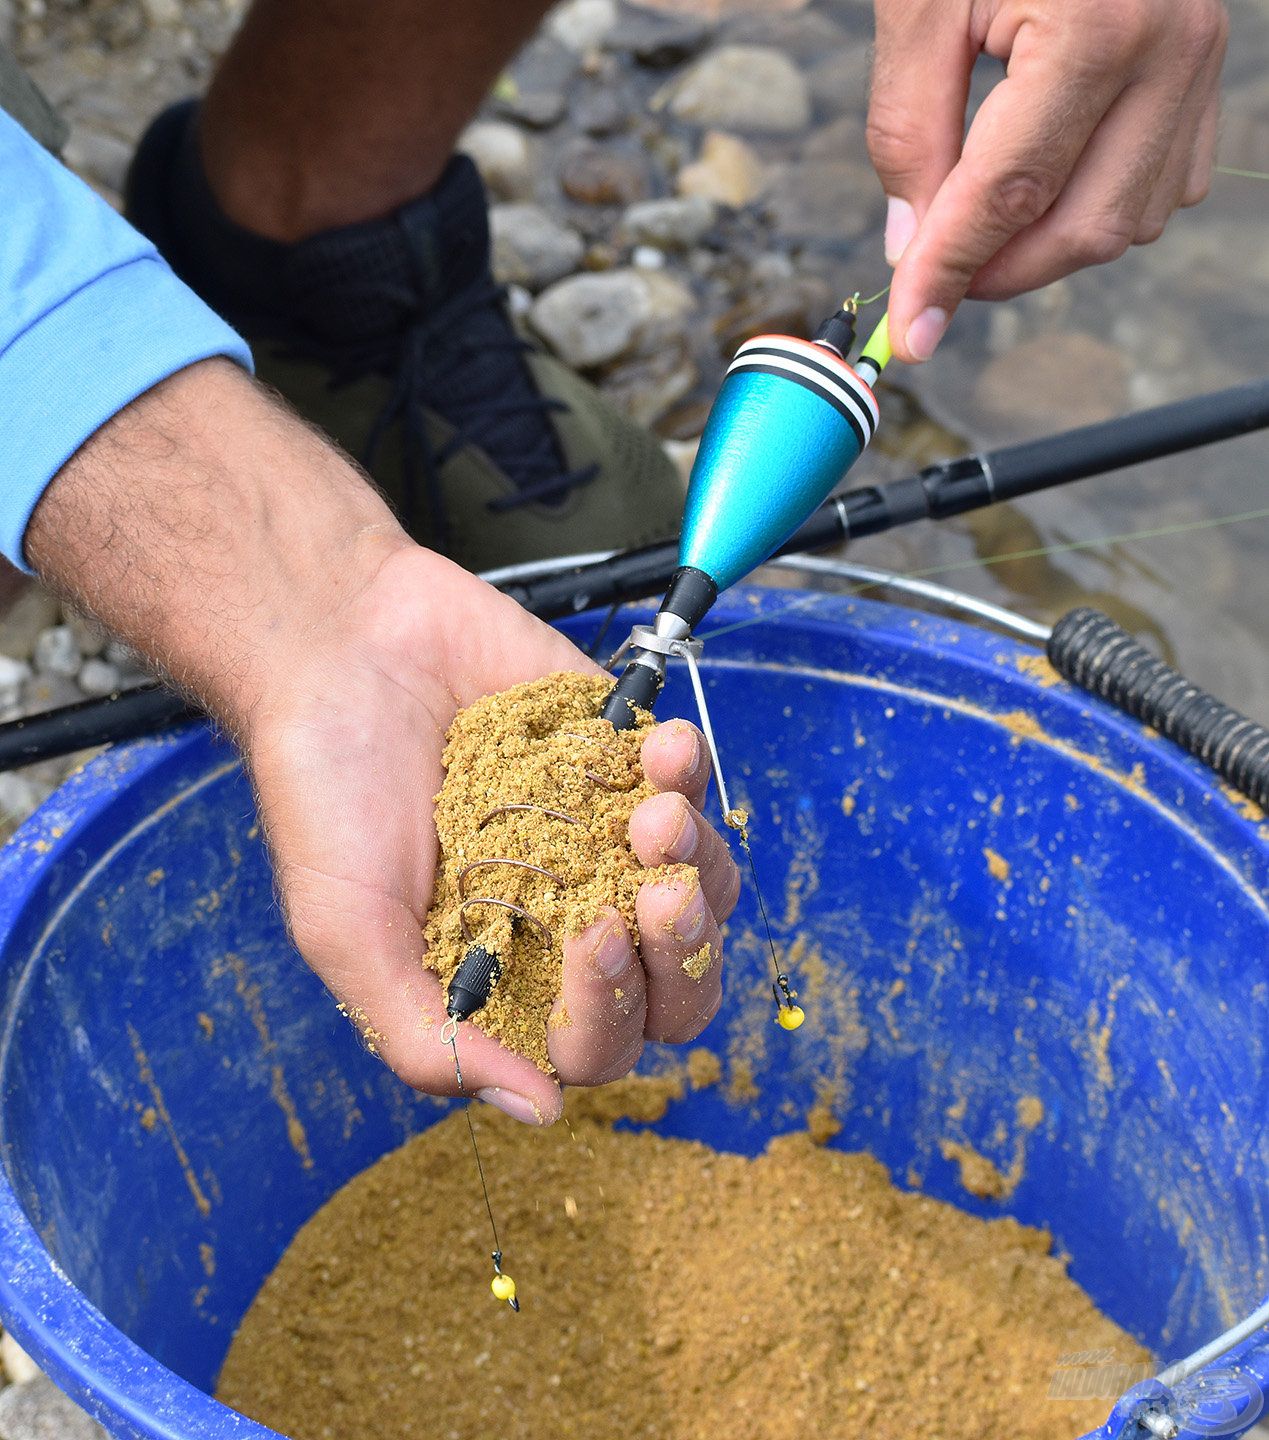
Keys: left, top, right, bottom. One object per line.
{"left": 0, "top": 106, "right": 254, "bottom": 572}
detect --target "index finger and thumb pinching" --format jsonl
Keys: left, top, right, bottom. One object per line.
{"left": 877, "top": 10, "right": 1130, "bottom": 363}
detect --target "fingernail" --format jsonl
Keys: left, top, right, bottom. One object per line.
{"left": 905, "top": 306, "right": 949, "bottom": 362}
{"left": 884, "top": 197, "right": 917, "bottom": 265}
{"left": 665, "top": 802, "right": 700, "bottom": 863}
{"left": 671, "top": 886, "right": 708, "bottom": 943}
{"left": 589, "top": 917, "right": 629, "bottom": 978}
{"left": 649, "top": 721, "right": 701, "bottom": 773}
{"left": 477, "top": 1087, "right": 544, "bottom": 1125}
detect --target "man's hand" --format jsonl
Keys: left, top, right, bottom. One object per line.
{"left": 28, "top": 360, "right": 738, "bottom": 1125}
{"left": 868, "top": 0, "right": 1228, "bottom": 362}
{"left": 247, "top": 548, "right": 739, "bottom": 1126}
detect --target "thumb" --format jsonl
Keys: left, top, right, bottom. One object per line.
{"left": 867, "top": 0, "right": 976, "bottom": 264}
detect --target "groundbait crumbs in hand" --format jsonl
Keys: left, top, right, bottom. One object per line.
{"left": 217, "top": 1073, "right": 1146, "bottom": 1440}
{"left": 423, "top": 671, "right": 690, "bottom": 1072}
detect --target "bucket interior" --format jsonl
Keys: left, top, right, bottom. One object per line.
{"left": 1, "top": 591, "right": 1266, "bottom": 1429}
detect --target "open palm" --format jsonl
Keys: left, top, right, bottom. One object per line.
{"left": 246, "top": 546, "right": 740, "bottom": 1125}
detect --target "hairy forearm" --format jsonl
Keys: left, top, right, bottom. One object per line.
{"left": 25, "top": 359, "right": 410, "bottom": 735}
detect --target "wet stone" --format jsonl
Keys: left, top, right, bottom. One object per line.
{"left": 805, "top": 45, "right": 871, "bottom": 115}
{"left": 974, "top": 332, "right": 1131, "bottom": 431}
{"left": 530, "top": 269, "right": 653, "bottom": 369}
{"left": 558, "top": 140, "right": 649, "bottom": 205}
{"left": 657, "top": 44, "right": 811, "bottom": 134}
{"left": 571, "top": 84, "right": 629, "bottom": 137}
{"left": 458, "top": 120, "right": 535, "bottom": 201}
{"left": 619, "top": 194, "right": 716, "bottom": 249}
{"left": 605, "top": 9, "right": 712, "bottom": 68}
{"left": 764, "top": 157, "right": 881, "bottom": 241}
{"left": 600, "top": 344, "right": 698, "bottom": 428}
{"left": 675, "top": 129, "right": 768, "bottom": 207}
{"left": 545, "top": 0, "right": 618, "bottom": 53}
{"left": 490, "top": 203, "right": 585, "bottom": 290}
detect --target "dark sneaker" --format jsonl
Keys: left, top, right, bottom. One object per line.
{"left": 124, "top": 100, "right": 684, "bottom": 572}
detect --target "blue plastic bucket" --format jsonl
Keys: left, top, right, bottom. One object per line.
{"left": 1, "top": 588, "right": 1266, "bottom": 1440}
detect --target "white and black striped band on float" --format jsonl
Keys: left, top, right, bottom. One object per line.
{"left": 728, "top": 336, "right": 881, "bottom": 451}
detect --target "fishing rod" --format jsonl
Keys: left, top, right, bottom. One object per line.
{"left": 2, "top": 373, "right": 1268, "bottom": 777}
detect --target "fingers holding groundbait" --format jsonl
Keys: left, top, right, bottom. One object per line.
{"left": 640, "top": 718, "right": 712, "bottom": 811}
{"left": 298, "top": 885, "right": 564, "bottom": 1125}
{"left": 635, "top": 872, "right": 724, "bottom": 1045}
{"left": 550, "top": 907, "right": 648, "bottom": 1086}
{"left": 629, "top": 789, "right": 742, "bottom": 924}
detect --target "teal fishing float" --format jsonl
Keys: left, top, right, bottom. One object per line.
{"left": 601, "top": 304, "right": 892, "bottom": 727}
{"left": 596, "top": 298, "right": 894, "bottom": 1031}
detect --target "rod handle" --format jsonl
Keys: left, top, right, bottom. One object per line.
{"left": 1046, "top": 608, "right": 1269, "bottom": 810}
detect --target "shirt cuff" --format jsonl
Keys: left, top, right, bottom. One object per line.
{"left": 0, "top": 254, "right": 254, "bottom": 572}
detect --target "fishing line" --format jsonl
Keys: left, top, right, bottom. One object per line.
{"left": 1216, "top": 164, "right": 1269, "bottom": 182}
{"left": 442, "top": 1024, "right": 519, "bottom": 1310}
{"left": 851, "top": 284, "right": 892, "bottom": 308}
{"left": 699, "top": 504, "right": 1269, "bottom": 645}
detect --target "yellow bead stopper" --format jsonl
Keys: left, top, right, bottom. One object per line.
{"left": 491, "top": 1273, "right": 517, "bottom": 1303}
{"left": 776, "top": 1004, "right": 806, "bottom": 1031}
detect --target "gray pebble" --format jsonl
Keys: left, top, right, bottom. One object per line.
{"left": 505, "top": 284, "right": 534, "bottom": 319}
{"left": 32, "top": 625, "right": 81, "bottom": 679}
{"left": 529, "top": 270, "right": 651, "bottom": 369}
{"left": 458, "top": 121, "right": 534, "bottom": 201}
{"left": 657, "top": 45, "right": 811, "bottom": 136}
{"left": 631, "top": 245, "right": 666, "bottom": 270}
{"left": 77, "top": 658, "right": 122, "bottom": 697}
{"left": 0, "top": 1373, "right": 108, "bottom": 1440}
{"left": 619, "top": 195, "right": 716, "bottom": 251}
{"left": 545, "top": 0, "right": 617, "bottom": 54}
{"left": 490, "top": 204, "right": 585, "bottom": 291}
{"left": 0, "top": 655, "right": 31, "bottom": 711}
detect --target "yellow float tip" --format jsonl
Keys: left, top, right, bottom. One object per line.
{"left": 858, "top": 314, "right": 892, "bottom": 376}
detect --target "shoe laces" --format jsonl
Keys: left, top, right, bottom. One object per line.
{"left": 281, "top": 269, "right": 599, "bottom": 548}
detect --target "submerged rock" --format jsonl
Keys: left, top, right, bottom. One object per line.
{"left": 974, "top": 332, "right": 1131, "bottom": 431}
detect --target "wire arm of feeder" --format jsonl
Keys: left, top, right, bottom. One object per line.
{"left": 606, "top": 625, "right": 805, "bottom": 1030}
